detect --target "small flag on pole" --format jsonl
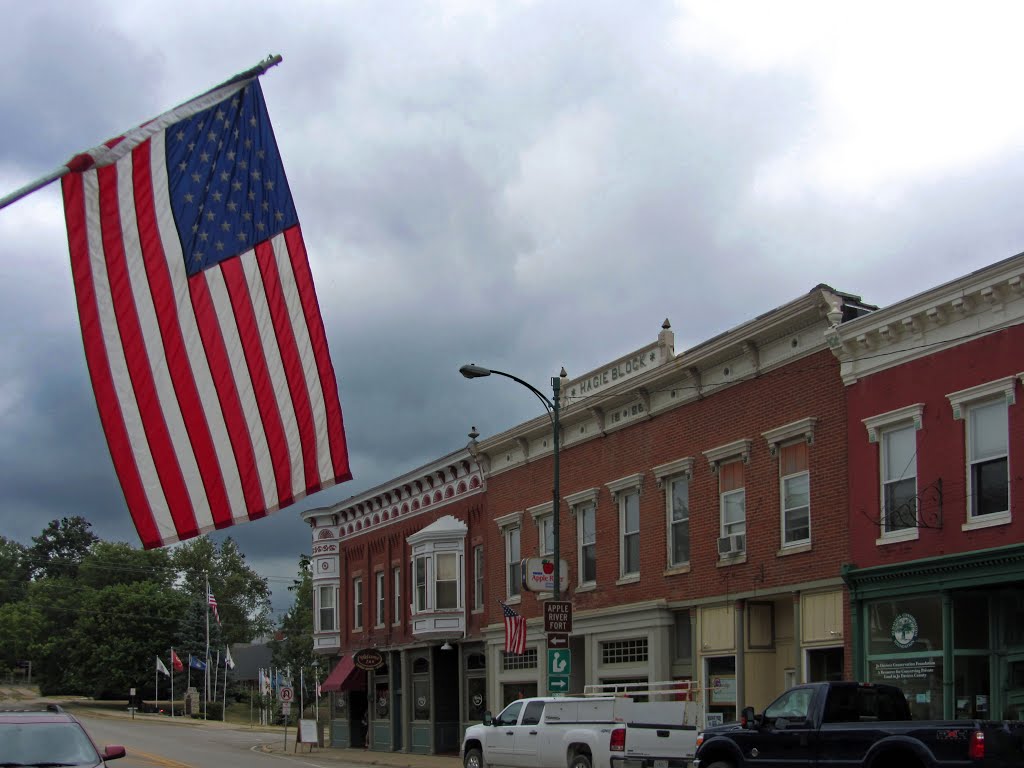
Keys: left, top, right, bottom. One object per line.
{"left": 189, "top": 655, "right": 207, "bottom": 671}
{"left": 208, "top": 590, "right": 221, "bottom": 625}
{"left": 59, "top": 60, "right": 351, "bottom": 550}
{"left": 500, "top": 600, "right": 527, "bottom": 655}
{"left": 156, "top": 656, "right": 170, "bottom": 676}
{"left": 225, "top": 646, "right": 235, "bottom": 670}
{"left": 171, "top": 649, "right": 184, "bottom": 672}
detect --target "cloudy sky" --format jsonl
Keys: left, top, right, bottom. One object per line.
{"left": 3, "top": 1, "right": 1024, "bottom": 616}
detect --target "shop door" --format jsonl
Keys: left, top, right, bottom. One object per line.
{"left": 1004, "top": 654, "right": 1024, "bottom": 719}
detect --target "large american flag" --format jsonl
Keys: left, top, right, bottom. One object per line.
{"left": 60, "top": 74, "right": 350, "bottom": 549}
{"left": 501, "top": 600, "right": 527, "bottom": 655}
{"left": 208, "top": 590, "right": 221, "bottom": 625}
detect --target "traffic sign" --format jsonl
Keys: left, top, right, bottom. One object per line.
{"left": 544, "top": 601, "right": 573, "bottom": 633}
{"left": 282, "top": 702, "right": 292, "bottom": 715}
{"left": 547, "top": 632, "right": 569, "bottom": 649}
{"left": 547, "top": 649, "right": 571, "bottom": 676}
{"left": 548, "top": 675, "right": 570, "bottom": 693}
{"left": 279, "top": 685, "right": 295, "bottom": 703}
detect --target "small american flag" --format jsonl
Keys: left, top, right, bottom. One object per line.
{"left": 500, "top": 600, "right": 527, "bottom": 655}
{"left": 60, "top": 69, "right": 350, "bottom": 550}
{"left": 208, "top": 590, "right": 220, "bottom": 625}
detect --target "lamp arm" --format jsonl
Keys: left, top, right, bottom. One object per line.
{"left": 488, "top": 369, "right": 555, "bottom": 423}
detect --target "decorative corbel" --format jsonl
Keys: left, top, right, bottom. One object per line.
{"left": 689, "top": 366, "right": 703, "bottom": 399}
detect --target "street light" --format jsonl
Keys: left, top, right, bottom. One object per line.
{"left": 459, "top": 363, "right": 567, "bottom": 601}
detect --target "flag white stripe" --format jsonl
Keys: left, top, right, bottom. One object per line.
{"left": 241, "top": 244, "right": 304, "bottom": 499}
{"left": 115, "top": 154, "right": 215, "bottom": 533}
{"left": 271, "top": 236, "right": 334, "bottom": 485}
{"left": 149, "top": 131, "right": 248, "bottom": 523}
{"left": 204, "top": 264, "right": 277, "bottom": 514}
{"left": 81, "top": 173, "right": 176, "bottom": 544}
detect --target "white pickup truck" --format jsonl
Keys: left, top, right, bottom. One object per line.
{"left": 461, "top": 681, "right": 700, "bottom": 768}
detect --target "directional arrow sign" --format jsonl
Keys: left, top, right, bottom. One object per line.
{"left": 547, "top": 633, "right": 569, "bottom": 649}
{"left": 548, "top": 675, "right": 569, "bottom": 693}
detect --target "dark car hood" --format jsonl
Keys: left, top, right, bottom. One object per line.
{"left": 702, "top": 723, "right": 745, "bottom": 736}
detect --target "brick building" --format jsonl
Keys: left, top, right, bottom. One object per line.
{"left": 303, "top": 284, "right": 876, "bottom": 753}
{"left": 832, "top": 252, "right": 1024, "bottom": 721}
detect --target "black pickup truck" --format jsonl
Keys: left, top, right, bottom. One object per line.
{"left": 693, "top": 681, "right": 1024, "bottom": 768}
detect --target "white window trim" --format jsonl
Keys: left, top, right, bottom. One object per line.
{"left": 353, "top": 577, "right": 364, "bottom": 631}
{"left": 528, "top": 501, "right": 554, "bottom": 557}
{"left": 777, "top": 442, "right": 811, "bottom": 549}
{"left": 316, "top": 584, "right": 337, "bottom": 633}
{"left": 876, "top": 423, "right": 920, "bottom": 545}
{"left": 606, "top": 475, "right": 642, "bottom": 583}
{"left": 946, "top": 376, "right": 1016, "bottom": 420}
{"left": 375, "top": 570, "right": 385, "bottom": 627}
{"left": 392, "top": 566, "right": 402, "bottom": 626}
{"left": 654, "top": 458, "right": 693, "bottom": 570}
{"left": 413, "top": 554, "right": 430, "bottom": 613}
{"left": 762, "top": 417, "right": 817, "bottom": 456}
{"left": 473, "top": 544, "right": 484, "bottom": 613}
{"left": 505, "top": 524, "right": 522, "bottom": 602}
{"left": 862, "top": 403, "right": 924, "bottom": 443}
{"left": 703, "top": 439, "right": 752, "bottom": 473}
{"left": 568, "top": 490, "right": 599, "bottom": 588}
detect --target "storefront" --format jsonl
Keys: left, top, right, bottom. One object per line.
{"left": 844, "top": 544, "right": 1024, "bottom": 720}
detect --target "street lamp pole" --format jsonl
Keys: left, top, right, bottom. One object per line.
{"left": 460, "top": 364, "right": 566, "bottom": 601}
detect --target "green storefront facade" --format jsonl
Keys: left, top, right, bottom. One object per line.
{"left": 843, "top": 544, "right": 1024, "bottom": 721}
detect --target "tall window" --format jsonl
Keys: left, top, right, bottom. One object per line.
{"left": 506, "top": 526, "right": 521, "bottom": 598}
{"left": 967, "top": 400, "right": 1009, "bottom": 518}
{"left": 414, "top": 555, "right": 428, "bottom": 611}
{"left": 882, "top": 425, "right": 917, "bottom": 532}
{"left": 392, "top": 566, "right": 401, "bottom": 626}
{"left": 376, "top": 571, "right": 385, "bottom": 627}
{"left": 473, "top": 545, "right": 484, "bottom": 610}
{"left": 780, "top": 442, "right": 810, "bottom": 545}
{"left": 620, "top": 490, "right": 640, "bottom": 577}
{"left": 720, "top": 460, "right": 746, "bottom": 541}
{"left": 668, "top": 476, "right": 690, "bottom": 566}
{"left": 353, "top": 578, "right": 364, "bottom": 630}
{"left": 537, "top": 515, "right": 554, "bottom": 556}
{"left": 317, "top": 585, "right": 336, "bottom": 632}
{"left": 435, "top": 552, "right": 458, "bottom": 609}
{"left": 578, "top": 503, "right": 596, "bottom": 584}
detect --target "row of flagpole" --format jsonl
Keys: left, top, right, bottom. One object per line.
{"left": 155, "top": 646, "right": 235, "bottom": 717}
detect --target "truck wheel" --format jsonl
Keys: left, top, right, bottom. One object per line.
{"left": 464, "top": 748, "right": 483, "bottom": 768}
{"left": 570, "top": 753, "right": 592, "bottom": 768}
{"left": 705, "top": 762, "right": 735, "bottom": 768}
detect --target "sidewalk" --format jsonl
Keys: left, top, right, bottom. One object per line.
{"left": 258, "top": 741, "right": 461, "bottom": 768}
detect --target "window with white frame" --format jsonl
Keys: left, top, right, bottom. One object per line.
{"left": 566, "top": 488, "right": 599, "bottom": 586}
{"left": 967, "top": 400, "right": 1009, "bottom": 518}
{"left": 414, "top": 555, "right": 429, "bottom": 612}
{"left": 780, "top": 442, "right": 810, "bottom": 545}
{"left": 353, "top": 577, "right": 364, "bottom": 630}
{"left": 317, "top": 584, "right": 336, "bottom": 632}
{"left": 948, "top": 377, "right": 1015, "bottom": 525}
{"left": 863, "top": 404, "right": 924, "bottom": 539}
{"left": 528, "top": 501, "right": 554, "bottom": 557}
{"left": 506, "top": 526, "right": 521, "bottom": 597}
{"left": 376, "top": 571, "right": 385, "bottom": 627}
{"left": 393, "top": 566, "right": 401, "bottom": 625}
{"left": 435, "top": 552, "right": 458, "bottom": 609}
{"left": 703, "top": 439, "right": 751, "bottom": 556}
{"left": 653, "top": 458, "right": 694, "bottom": 569}
{"left": 607, "top": 474, "right": 643, "bottom": 579}
{"left": 473, "top": 545, "right": 484, "bottom": 611}
{"left": 881, "top": 425, "right": 917, "bottom": 533}
{"left": 495, "top": 511, "right": 523, "bottom": 600}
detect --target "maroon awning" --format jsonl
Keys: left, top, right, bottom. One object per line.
{"left": 321, "top": 655, "right": 366, "bottom": 693}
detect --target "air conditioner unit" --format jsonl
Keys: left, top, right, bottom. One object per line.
{"left": 718, "top": 534, "right": 746, "bottom": 556}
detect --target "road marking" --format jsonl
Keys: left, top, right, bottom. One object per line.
{"left": 124, "top": 747, "right": 196, "bottom": 768}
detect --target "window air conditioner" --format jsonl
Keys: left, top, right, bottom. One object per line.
{"left": 718, "top": 534, "right": 746, "bottom": 556}
{"left": 717, "top": 536, "right": 733, "bottom": 555}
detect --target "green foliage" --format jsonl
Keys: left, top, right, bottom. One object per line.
{"left": 270, "top": 555, "right": 318, "bottom": 702}
{"left": 2, "top": 516, "right": 277, "bottom": 699}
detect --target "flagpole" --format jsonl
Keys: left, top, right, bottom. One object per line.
{"left": 155, "top": 657, "right": 159, "bottom": 715}
{"left": 214, "top": 649, "right": 221, "bottom": 711}
{"left": 222, "top": 651, "right": 228, "bottom": 720}
{"left": 204, "top": 572, "right": 210, "bottom": 719}
{"left": 170, "top": 650, "right": 175, "bottom": 718}
{"left": 0, "top": 55, "right": 284, "bottom": 213}
{"left": 300, "top": 667, "right": 304, "bottom": 719}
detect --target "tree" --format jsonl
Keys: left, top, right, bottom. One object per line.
{"left": 77, "top": 541, "right": 176, "bottom": 591}
{"left": 171, "top": 537, "right": 272, "bottom": 645}
{"left": 28, "top": 516, "right": 98, "bottom": 580}
{"left": 270, "top": 555, "right": 314, "bottom": 705}
{"left": 0, "top": 536, "right": 29, "bottom": 605}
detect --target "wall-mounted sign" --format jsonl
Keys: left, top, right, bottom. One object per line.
{"left": 522, "top": 558, "right": 568, "bottom": 593}
{"left": 353, "top": 648, "right": 385, "bottom": 670}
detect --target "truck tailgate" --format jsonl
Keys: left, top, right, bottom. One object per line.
{"left": 623, "top": 723, "right": 698, "bottom": 765}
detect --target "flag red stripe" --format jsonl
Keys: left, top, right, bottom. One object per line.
{"left": 62, "top": 174, "right": 162, "bottom": 549}
{"left": 254, "top": 240, "right": 320, "bottom": 493}
{"left": 284, "top": 227, "right": 351, "bottom": 483}
{"left": 131, "top": 140, "right": 233, "bottom": 529}
{"left": 219, "top": 256, "right": 293, "bottom": 507}
{"left": 187, "top": 276, "right": 267, "bottom": 520}
{"left": 96, "top": 164, "right": 198, "bottom": 541}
